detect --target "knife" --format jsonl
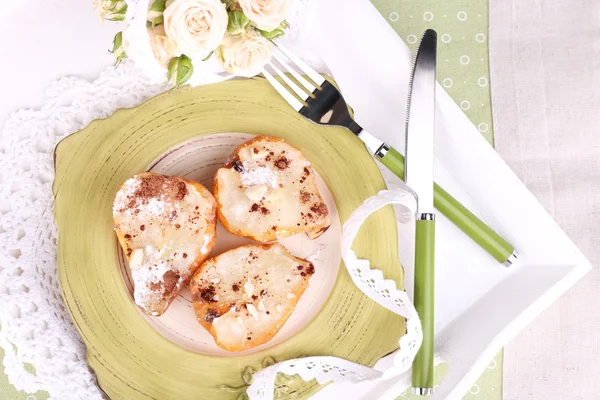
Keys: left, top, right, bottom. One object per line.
{"left": 407, "top": 29, "right": 437, "bottom": 396}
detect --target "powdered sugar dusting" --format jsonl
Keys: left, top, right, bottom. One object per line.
{"left": 200, "top": 233, "right": 213, "bottom": 255}
{"left": 112, "top": 175, "right": 181, "bottom": 219}
{"left": 144, "top": 197, "right": 168, "bottom": 217}
{"left": 132, "top": 246, "right": 173, "bottom": 313}
{"left": 240, "top": 164, "right": 278, "bottom": 187}
{"left": 113, "top": 177, "right": 140, "bottom": 215}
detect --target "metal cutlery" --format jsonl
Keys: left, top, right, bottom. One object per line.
{"left": 262, "top": 43, "right": 517, "bottom": 266}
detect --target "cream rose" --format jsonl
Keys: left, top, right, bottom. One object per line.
{"left": 238, "top": 0, "right": 291, "bottom": 32}
{"left": 148, "top": 25, "right": 181, "bottom": 67}
{"left": 163, "top": 0, "right": 228, "bottom": 58}
{"left": 217, "top": 30, "right": 273, "bottom": 77}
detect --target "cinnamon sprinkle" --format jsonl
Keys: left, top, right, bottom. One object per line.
{"left": 162, "top": 270, "right": 180, "bottom": 294}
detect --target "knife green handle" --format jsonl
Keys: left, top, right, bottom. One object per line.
{"left": 378, "top": 146, "right": 515, "bottom": 265}
{"left": 412, "top": 218, "right": 435, "bottom": 393}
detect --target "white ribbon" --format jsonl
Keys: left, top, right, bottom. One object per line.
{"left": 247, "top": 188, "right": 423, "bottom": 400}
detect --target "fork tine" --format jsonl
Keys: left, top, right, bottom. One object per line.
{"left": 272, "top": 53, "right": 316, "bottom": 93}
{"left": 266, "top": 61, "right": 310, "bottom": 100}
{"left": 261, "top": 67, "right": 304, "bottom": 111}
{"left": 276, "top": 44, "right": 326, "bottom": 87}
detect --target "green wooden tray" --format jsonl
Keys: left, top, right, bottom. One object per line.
{"left": 53, "top": 78, "right": 405, "bottom": 399}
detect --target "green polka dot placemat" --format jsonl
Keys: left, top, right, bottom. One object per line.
{"left": 369, "top": 0, "right": 502, "bottom": 399}
{"left": 372, "top": 0, "right": 494, "bottom": 145}
{"left": 393, "top": 356, "right": 503, "bottom": 399}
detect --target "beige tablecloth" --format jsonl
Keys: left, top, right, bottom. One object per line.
{"left": 490, "top": 0, "right": 600, "bottom": 398}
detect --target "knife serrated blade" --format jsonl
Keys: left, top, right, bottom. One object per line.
{"left": 405, "top": 30, "right": 437, "bottom": 215}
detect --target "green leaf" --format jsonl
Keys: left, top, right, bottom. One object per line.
{"left": 114, "top": 3, "right": 128, "bottom": 14}
{"left": 201, "top": 50, "right": 214, "bottom": 62}
{"left": 107, "top": 14, "right": 126, "bottom": 21}
{"left": 215, "top": 46, "right": 224, "bottom": 64}
{"left": 176, "top": 55, "right": 194, "bottom": 87}
{"left": 150, "top": 0, "right": 167, "bottom": 12}
{"left": 258, "top": 28, "right": 285, "bottom": 40}
{"left": 227, "top": 10, "right": 250, "bottom": 34}
{"left": 150, "top": 15, "right": 164, "bottom": 27}
{"left": 112, "top": 31, "right": 123, "bottom": 53}
{"left": 166, "top": 55, "right": 194, "bottom": 87}
{"left": 112, "top": 31, "right": 127, "bottom": 66}
{"left": 115, "top": 51, "right": 128, "bottom": 67}
{"left": 167, "top": 57, "right": 179, "bottom": 82}
{"left": 257, "top": 20, "right": 288, "bottom": 40}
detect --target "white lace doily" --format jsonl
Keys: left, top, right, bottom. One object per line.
{"left": 0, "top": 2, "right": 423, "bottom": 398}
{"left": 0, "top": 62, "right": 167, "bottom": 399}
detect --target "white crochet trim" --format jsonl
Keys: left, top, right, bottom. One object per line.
{"left": 247, "top": 189, "right": 423, "bottom": 400}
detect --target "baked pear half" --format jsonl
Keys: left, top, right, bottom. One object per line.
{"left": 113, "top": 172, "right": 217, "bottom": 316}
{"left": 190, "top": 243, "right": 314, "bottom": 352}
{"left": 214, "top": 136, "right": 330, "bottom": 242}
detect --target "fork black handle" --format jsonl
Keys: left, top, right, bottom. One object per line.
{"left": 376, "top": 146, "right": 516, "bottom": 265}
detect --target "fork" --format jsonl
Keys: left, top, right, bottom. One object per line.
{"left": 261, "top": 44, "right": 517, "bottom": 266}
